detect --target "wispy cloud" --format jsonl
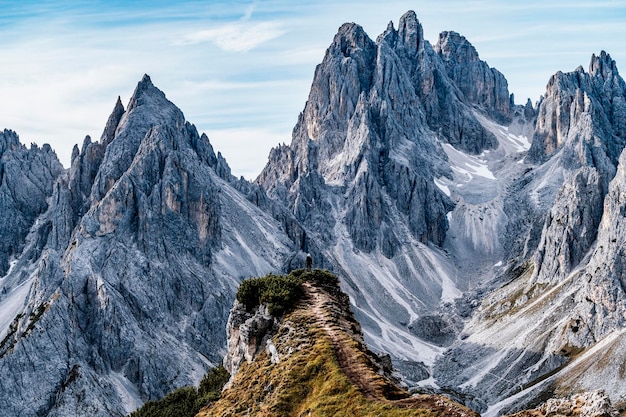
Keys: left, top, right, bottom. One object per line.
{"left": 181, "top": 3, "right": 286, "bottom": 52}
{"left": 182, "top": 21, "right": 286, "bottom": 52}
{"left": 0, "top": 0, "right": 625, "bottom": 179}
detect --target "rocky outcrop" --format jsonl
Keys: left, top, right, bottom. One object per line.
{"left": 223, "top": 301, "right": 278, "bottom": 385}
{"left": 204, "top": 272, "right": 478, "bottom": 417}
{"left": 435, "top": 30, "right": 512, "bottom": 124}
{"left": 510, "top": 391, "right": 620, "bottom": 417}
{"left": 0, "top": 130, "right": 64, "bottom": 276}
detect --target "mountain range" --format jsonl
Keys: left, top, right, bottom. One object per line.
{"left": 1, "top": 9, "right": 626, "bottom": 416}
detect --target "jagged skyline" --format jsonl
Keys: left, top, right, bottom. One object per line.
{"left": 0, "top": 0, "right": 624, "bottom": 178}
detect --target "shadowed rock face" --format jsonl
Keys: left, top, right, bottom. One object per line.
{"left": 0, "top": 130, "right": 64, "bottom": 276}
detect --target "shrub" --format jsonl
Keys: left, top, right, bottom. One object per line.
{"left": 304, "top": 269, "right": 339, "bottom": 287}
{"left": 236, "top": 274, "right": 304, "bottom": 316}
{"left": 198, "top": 365, "right": 230, "bottom": 401}
{"left": 128, "top": 387, "right": 198, "bottom": 417}
{"left": 128, "top": 365, "right": 230, "bottom": 417}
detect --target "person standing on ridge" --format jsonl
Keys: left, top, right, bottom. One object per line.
{"left": 306, "top": 253, "right": 312, "bottom": 271}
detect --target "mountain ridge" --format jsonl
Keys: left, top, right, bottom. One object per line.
{"left": 1, "top": 9, "right": 626, "bottom": 417}
{"left": 201, "top": 270, "right": 478, "bottom": 417}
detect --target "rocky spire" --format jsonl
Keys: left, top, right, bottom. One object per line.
{"left": 396, "top": 10, "right": 425, "bottom": 54}
{"left": 100, "top": 96, "right": 125, "bottom": 147}
{"left": 378, "top": 12, "right": 500, "bottom": 154}
{"left": 435, "top": 31, "right": 512, "bottom": 123}
{"left": 90, "top": 74, "right": 186, "bottom": 202}
{"left": 527, "top": 51, "right": 626, "bottom": 172}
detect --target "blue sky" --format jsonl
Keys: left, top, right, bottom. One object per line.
{"left": 1, "top": 0, "right": 625, "bottom": 179}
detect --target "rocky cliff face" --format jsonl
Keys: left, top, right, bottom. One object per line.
{"left": 0, "top": 76, "right": 293, "bottom": 417}
{"left": 255, "top": 10, "right": 525, "bottom": 364}
{"left": 435, "top": 31, "right": 512, "bottom": 124}
{"left": 222, "top": 301, "right": 278, "bottom": 385}
{"left": 0, "top": 130, "right": 64, "bottom": 276}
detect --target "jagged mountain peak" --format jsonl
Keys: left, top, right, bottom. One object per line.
{"left": 528, "top": 51, "right": 626, "bottom": 169}
{"left": 435, "top": 31, "right": 480, "bottom": 63}
{"left": 90, "top": 75, "right": 189, "bottom": 201}
{"left": 396, "top": 10, "right": 424, "bottom": 52}
{"left": 0, "top": 129, "right": 20, "bottom": 152}
{"left": 125, "top": 74, "right": 183, "bottom": 123}
{"left": 100, "top": 95, "right": 125, "bottom": 147}
{"left": 334, "top": 21, "right": 371, "bottom": 46}
{"left": 589, "top": 50, "right": 618, "bottom": 78}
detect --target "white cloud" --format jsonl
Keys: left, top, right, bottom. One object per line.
{"left": 182, "top": 21, "right": 286, "bottom": 52}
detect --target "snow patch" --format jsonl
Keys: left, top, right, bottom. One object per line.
{"left": 2, "top": 259, "right": 18, "bottom": 279}
{"left": 434, "top": 178, "right": 451, "bottom": 197}
{"left": 416, "top": 375, "right": 440, "bottom": 390}
{"left": 473, "top": 111, "right": 532, "bottom": 155}
{"left": 443, "top": 143, "right": 496, "bottom": 181}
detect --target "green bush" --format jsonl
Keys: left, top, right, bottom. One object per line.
{"left": 236, "top": 273, "right": 304, "bottom": 316}
{"left": 128, "top": 365, "right": 230, "bottom": 417}
{"left": 303, "top": 269, "right": 339, "bottom": 287}
{"left": 198, "top": 364, "right": 230, "bottom": 400}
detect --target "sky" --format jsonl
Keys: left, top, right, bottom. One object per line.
{"left": 1, "top": 0, "right": 625, "bottom": 179}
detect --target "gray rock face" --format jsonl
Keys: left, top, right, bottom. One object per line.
{"left": 532, "top": 167, "right": 604, "bottom": 283}
{"left": 0, "top": 130, "right": 64, "bottom": 276}
{"left": 435, "top": 31, "right": 512, "bottom": 124}
{"left": 257, "top": 19, "right": 453, "bottom": 253}
{"left": 0, "top": 76, "right": 293, "bottom": 417}
{"left": 380, "top": 11, "right": 501, "bottom": 154}
{"left": 222, "top": 301, "right": 277, "bottom": 385}
{"left": 527, "top": 51, "right": 626, "bottom": 176}
{"left": 529, "top": 391, "right": 620, "bottom": 417}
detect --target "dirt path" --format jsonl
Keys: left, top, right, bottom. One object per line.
{"left": 306, "top": 282, "right": 383, "bottom": 401}
{"left": 303, "top": 282, "right": 478, "bottom": 417}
